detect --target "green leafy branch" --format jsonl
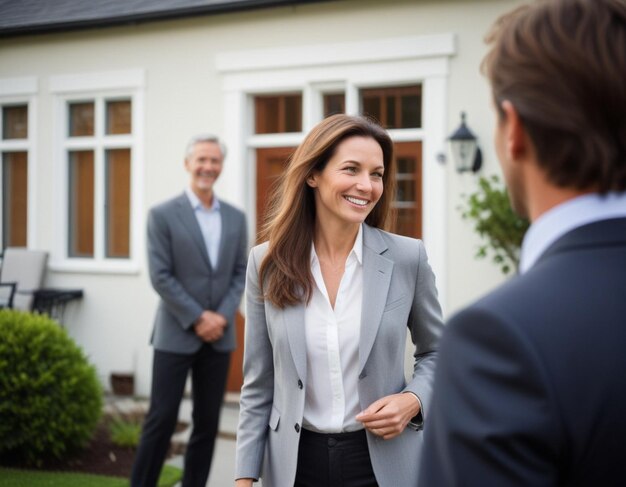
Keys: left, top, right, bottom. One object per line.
{"left": 459, "top": 175, "right": 530, "bottom": 275}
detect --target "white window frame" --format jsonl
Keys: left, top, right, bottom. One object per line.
{"left": 49, "top": 70, "right": 145, "bottom": 274}
{"left": 216, "top": 34, "right": 454, "bottom": 310}
{"left": 0, "top": 76, "right": 38, "bottom": 250}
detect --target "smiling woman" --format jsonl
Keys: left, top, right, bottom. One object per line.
{"left": 235, "top": 114, "right": 444, "bottom": 487}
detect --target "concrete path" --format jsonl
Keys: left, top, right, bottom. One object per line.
{"left": 167, "top": 399, "right": 240, "bottom": 487}
{"left": 107, "top": 393, "right": 245, "bottom": 487}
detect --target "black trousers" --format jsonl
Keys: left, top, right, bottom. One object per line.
{"left": 130, "top": 345, "right": 230, "bottom": 487}
{"left": 295, "top": 428, "right": 379, "bottom": 487}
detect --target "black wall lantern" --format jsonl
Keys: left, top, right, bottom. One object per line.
{"left": 448, "top": 112, "right": 482, "bottom": 173}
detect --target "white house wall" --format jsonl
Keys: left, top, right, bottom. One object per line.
{"left": 0, "top": 0, "right": 523, "bottom": 395}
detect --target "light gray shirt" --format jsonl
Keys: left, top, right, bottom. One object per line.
{"left": 185, "top": 188, "right": 222, "bottom": 268}
{"left": 520, "top": 191, "right": 626, "bottom": 274}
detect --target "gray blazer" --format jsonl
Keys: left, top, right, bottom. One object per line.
{"left": 147, "top": 192, "right": 247, "bottom": 354}
{"left": 235, "top": 224, "right": 444, "bottom": 487}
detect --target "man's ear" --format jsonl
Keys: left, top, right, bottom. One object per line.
{"left": 500, "top": 100, "right": 529, "bottom": 161}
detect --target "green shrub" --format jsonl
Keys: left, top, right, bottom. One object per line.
{"left": 0, "top": 309, "right": 103, "bottom": 465}
{"left": 109, "top": 417, "right": 141, "bottom": 448}
{"left": 459, "top": 175, "right": 530, "bottom": 274}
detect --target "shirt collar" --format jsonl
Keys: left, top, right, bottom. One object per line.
{"left": 520, "top": 191, "right": 626, "bottom": 273}
{"left": 185, "top": 187, "right": 220, "bottom": 211}
{"left": 311, "top": 224, "right": 364, "bottom": 267}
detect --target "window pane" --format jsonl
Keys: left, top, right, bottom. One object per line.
{"left": 2, "top": 105, "right": 28, "bottom": 139}
{"left": 386, "top": 95, "right": 397, "bottom": 129}
{"left": 255, "top": 96, "right": 280, "bottom": 134}
{"left": 2, "top": 152, "right": 28, "bottom": 248}
{"left": 396, "top": 156, "right": 416, "bottom": 174}
{"left": 401, "top": 94, "right": 421, "bottom": 128}
{"left": 106, "top": 100, "right": 132, "bottom": 135}
{"left": 362, "top": 96, "right": 381, "bottom": 124}
{"left": 68, "top": 151, "right": 94, "bottom": 257}
{"left": 284, "top": 95, "right": 302, "bottom": 133}
{"left": 323, "top": 93, "right": 345, "bottom": 118}
{"left": 360, "top": 85, "right": 422, "bottom": 129}
{"left": 396, "top": 178, "right": 416, "bottom": 202}
{"left": 105, "top": 149, "right": 131, "bottom": 258}
{"left": 255, "top": 94, "right": 302, "bottom": 134}
{"left": 69, "top": 102, "right": 95, "bottom": 137}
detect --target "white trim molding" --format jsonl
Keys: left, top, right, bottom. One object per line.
{"left": 216, "top": 34, "right": 456, "bottom": 73}
{"left": 217, "top": 34, "right": 455, "bottom": 310}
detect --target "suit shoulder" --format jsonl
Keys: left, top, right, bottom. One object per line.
{"left": 250, "top": 241, "right": 269, "bottom": 260}
{"left": 374, "top": 229, "right": 425, "bottom": 267}
{"left": 150, "top": 193, "right": 186, "bottom": 215}
{"left": 219, "top": 199, "right": 246, "bottom": 218}
{"left": 378, "top": 228, "right": 422, "bottom": 249}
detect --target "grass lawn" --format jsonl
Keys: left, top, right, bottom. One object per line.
{"left": 0, "top": 465, "right": 182, "bottom": 487}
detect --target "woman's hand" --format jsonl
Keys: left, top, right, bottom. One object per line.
{"left": 356, "top": 392, "right": 421, "bottom": 440}
{"left": 235, "top": 478, "right": 254, "bottom": 487}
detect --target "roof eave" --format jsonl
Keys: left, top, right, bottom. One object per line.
{"left": 0, "top": 0, "right": 333, "bottom": 38}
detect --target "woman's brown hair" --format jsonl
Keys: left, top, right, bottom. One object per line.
{"left": 258, "top": 114, "right": 396, "bottom": 309}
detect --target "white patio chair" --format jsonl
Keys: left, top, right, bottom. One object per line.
{"left": 0, "top": 248, "right": 48, "bottom": 311}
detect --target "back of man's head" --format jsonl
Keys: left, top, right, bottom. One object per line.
{"left": 483, "top": 0, "right": 626, "bottom": 193}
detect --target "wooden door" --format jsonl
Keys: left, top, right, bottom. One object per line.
{"left": 255, "top": 146, "right": 295, "bottom": 242}
{"left": 226, "top": 311, "right": 246, "bottom": 392}
{"left": 392, "top": 141, "right": 422, "bottom": 239}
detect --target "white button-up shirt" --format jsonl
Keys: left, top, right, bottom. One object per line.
{"left": 185, "top": 188, "right": 222, "bottom": 269}
{"left": 303, "top": 225, "right": 364, "bottom": 433}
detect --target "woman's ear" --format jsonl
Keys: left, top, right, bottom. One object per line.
{"left": 306, "top": 174, "right": 318, "bottom": 188}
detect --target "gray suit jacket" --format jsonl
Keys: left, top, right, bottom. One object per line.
{"left": 235, "top": 224, "right": 444, "bottom": 487}
{"left": 147, "top": 192, "right": 247, "bottom": 354}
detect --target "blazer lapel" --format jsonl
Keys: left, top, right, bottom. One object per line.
{"left": 284, "top": 303, "right": 307, "bottom": 383}
{"left": 176, "top": 194, "right": 212, "bottom": 270}
{"left": 359, "top": 225, "right": 394, "bottom": 374}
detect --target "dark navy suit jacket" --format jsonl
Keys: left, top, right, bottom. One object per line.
{"left": 419, "top": 218, "right": 626, "bottom": 486}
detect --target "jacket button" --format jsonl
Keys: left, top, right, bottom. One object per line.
{"left": 297, "top": 380, "right": 303, "bottom": 389}
{"left": 294, "top": 423, "right": 300, "bottom": 433}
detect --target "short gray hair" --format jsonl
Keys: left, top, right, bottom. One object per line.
{"left": 184, "top": 133, "right": 227, "bottom": 160}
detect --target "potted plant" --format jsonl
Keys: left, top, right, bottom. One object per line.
{"left": 459, "top": 175, "right": 530, "bottom": 275}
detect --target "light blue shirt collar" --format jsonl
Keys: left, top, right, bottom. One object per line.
{"left": 185, "top": 187, "right": 222, "bottom": 268}
{"left": 520, "top": 192, "right": 626, "bottom": 274}
{"left": 185, "top": 187, "right": 221, "bottom": 211}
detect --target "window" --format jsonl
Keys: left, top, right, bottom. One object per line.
{"left": 64, "top": 98, "right": 133, "bottom": 260}
{"left": 1, "top": 104, "right": 29, "bottom": 250}
{"left": 255, "top": 94, "right": 302, "bottom": 134}
{"left": 360, "top": 85, "right": 422, "bottom": 129}
{"left": 323, "top": 93, "right": 345, "bottom": 118}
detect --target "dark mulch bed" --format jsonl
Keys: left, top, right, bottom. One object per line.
{"left": 0, "top": 417, "right": 188, "bottom": 478}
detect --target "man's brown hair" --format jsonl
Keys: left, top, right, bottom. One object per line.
{"left": 258, "top": 114, "right": 396, "bottom": 309}
{"left": 483, "top": 0, "right": 626, "bottom": 192}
